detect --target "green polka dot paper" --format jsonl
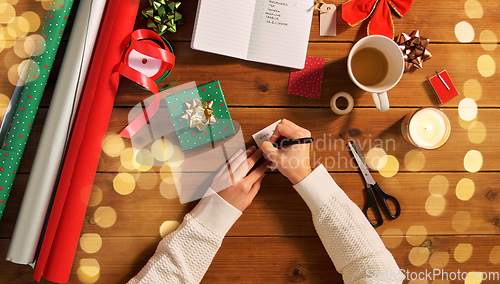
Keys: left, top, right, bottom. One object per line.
{"left": 165, "top": 80, "right": 236, "bottom": 152}
{"left": 0, "top": 0, "right": 74, "bottom": 220}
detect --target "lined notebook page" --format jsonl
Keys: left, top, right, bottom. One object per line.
{"left": 247, "top": 0, "right": 313, "bottom": 69}
{"left": 191, "top": 0, "right": 256, "bottom": 59}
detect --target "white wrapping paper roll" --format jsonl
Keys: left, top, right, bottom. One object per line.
{"left": 6, "top": 0, "right": 107, "bottom": 265}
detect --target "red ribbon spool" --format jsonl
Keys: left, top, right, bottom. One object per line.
{"left": 118, "top": 29, "right": 175, "bottom": 138}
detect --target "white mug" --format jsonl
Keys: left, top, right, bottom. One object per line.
{"left": 347, "top": 35, "right": 404, "bottom": 112}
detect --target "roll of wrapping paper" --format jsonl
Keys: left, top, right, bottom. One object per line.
{"left": 6, "top": 0, "right": 107, "bottom": 266}
{"left": 0, "top": 1, "right": 75, "bottom": 220}
{"left": 33, "top": 0, "right": 141, "bottom": 282}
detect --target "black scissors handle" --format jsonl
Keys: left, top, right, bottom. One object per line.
{"left": 363, "top": 183, "right": 401, "bottom": 227}
{"left": 363, "top": 186, "right": 384, "bottom": 227}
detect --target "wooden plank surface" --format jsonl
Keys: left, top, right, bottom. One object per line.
{"left": 1, "top": 0, "right": 499, "bottom": 283}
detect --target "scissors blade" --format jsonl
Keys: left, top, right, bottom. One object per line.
{"left": 347, "top": 140, "right": 376, "bottom": 186}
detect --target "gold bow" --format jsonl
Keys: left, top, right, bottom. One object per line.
{"left": 181, "top": 98, "right": 217, "bottom": 131}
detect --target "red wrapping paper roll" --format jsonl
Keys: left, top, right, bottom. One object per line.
{"left": 33, "top": 0, "right": 141, "bottom": 282}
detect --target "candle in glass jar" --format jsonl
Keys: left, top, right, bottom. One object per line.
{"left": 402, "top": 108, "right": 451, "bottom": 149}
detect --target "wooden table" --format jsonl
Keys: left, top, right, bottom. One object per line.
{"left": 1, "top": 0, "right": 500, "bottom": 283}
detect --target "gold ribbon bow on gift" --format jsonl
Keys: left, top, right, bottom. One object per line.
{"left": 395, "top": 30, "right": 432, "bottom": 72}
{"left": 142, "top": 0, "right": 183, "bottom": 35}
{"left": 181, "top": 98, "right": 217, "bottom": 131}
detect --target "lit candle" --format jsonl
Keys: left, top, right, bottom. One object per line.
{"left": 401, "top": 107, "right": 451, "bottom": 149}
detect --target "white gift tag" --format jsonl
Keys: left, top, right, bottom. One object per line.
{"left": 252, "top": 120, "right": 281, "bottom": 148}
{"left": 319, "top": 4, "right": 337, "bottom": 37}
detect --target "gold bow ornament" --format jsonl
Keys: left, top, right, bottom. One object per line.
{"left": 181, "top": 98, "right": 217, "bottom": 131}
{"left": 395, "top": 30, "right": 432, "bottom": 72}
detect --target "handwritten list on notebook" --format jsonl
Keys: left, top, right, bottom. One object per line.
{"left": 191, "top": 0, "right": 314, "bottom": 69}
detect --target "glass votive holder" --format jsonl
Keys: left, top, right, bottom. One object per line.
{"left": 401, "top": 107, "right": 451, "bottom": 150}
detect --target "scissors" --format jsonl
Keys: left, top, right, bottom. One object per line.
{"left": 346, "top": 140, "right": 401, "bottom": 227}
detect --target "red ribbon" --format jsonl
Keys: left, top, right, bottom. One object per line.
{"left": 118, "top": 29, "right": 175, "bottom": 138}
{"left": 342, "top": 0, "right": 413, "bottom": 38}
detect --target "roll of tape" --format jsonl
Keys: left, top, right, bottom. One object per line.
{"left": 330, "top": 91, "right": 354, "bottom": 115}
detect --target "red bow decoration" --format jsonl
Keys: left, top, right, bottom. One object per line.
{"left": 342, "top": 0, "right": 413, "bottom": 38}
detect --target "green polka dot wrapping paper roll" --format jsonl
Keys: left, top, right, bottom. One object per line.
{"left": 0, "top": 0, "right": 75, "bottom": 220}
{"left": 165, "top": 80, "right": 236, "bottom": 152}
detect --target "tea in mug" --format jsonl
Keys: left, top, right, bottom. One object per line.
{"left": 351, "top": 47, "right": 388, "bottom": 86}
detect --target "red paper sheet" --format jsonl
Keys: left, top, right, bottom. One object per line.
{"left": 287, "top": 56, "right": 326, "bottom": 99}
{"left": 33, "top": 0, "right": 141, "bottom": 282}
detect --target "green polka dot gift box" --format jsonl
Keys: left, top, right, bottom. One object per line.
{"left": 165, "top": 80, "right": 236, "bottom": 152}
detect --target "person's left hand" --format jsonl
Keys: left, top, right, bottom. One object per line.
{"left": 211, "top": 146, "right": 270, "bottom": 212}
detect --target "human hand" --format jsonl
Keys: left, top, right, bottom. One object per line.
{"left": 211, "top": 146, "right": 270, "bottom": 212}
{"left": 260, "top": 119, "right": 312, "bottom": 185}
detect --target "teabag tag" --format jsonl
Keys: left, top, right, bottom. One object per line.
{"left": 319, "top": 4, "right": 337, "bottom": 36}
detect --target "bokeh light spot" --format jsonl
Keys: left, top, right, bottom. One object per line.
{"left": 113, "top": 173, "right": 136, "bottom": 195}
{"left": 409, "top": 247, "right": 430, "bottom": 267}
{"left": 406, "top": 225, "right": 427, "bottom": 246}
{"left": 24, "top": 34, "right": 45, "bottom": 56}
{"left": 458, "top": 98, "right": 478, "bottom": 121}
{"left": 452, "top": 211, "right": 471, "bottom": 232}
{"left": 464, "top": 0, "right": 483, "bottom": 19}
{"left": 365, "top": 147, "right": 387, "bottom": 170}
{"left": 3, "top": 26, "right": 16, "bottom": 48}
{"left": 464, "top": 272, "right": 484, "bottom": 284}
{"left": 381, "top": 228, "right": 403, "bottom": 249}
{"left": 456, "top": 178, "right": 475, "bottom": 201}
{"left": 133, "top": 149, "right": 154, "bottom": 172}
{"left": 151, "top": 138, "right": 174, "bottom": 162}
{"left": 455, "top": 21, "right": 475, "bottom": 43}
{"left": 159, "top": 220, "right": 180, "bottom": 238}
{"left": 467, "top": 121, "right": 486, "bottom": 144}
{"left": 463, "top": 150, "right": 482, "bottom": 173}
{"left": 160, "top": 178, "right": 179, "bottom": 200}
{"left": 13, "top": 36, "right": 29, "bottom": 58}
{"left": 0, "top": 93, "right": 10, "bottom": 117}
{"left": 102, "top": 133, "right": 125, "bottom": 157}
{"left": 404, "top": 149, "right": 425, "bottom": 172}
{"left": 425, "top": 194, "right": 446, "bottom": 216}
{"left": 94, "top": 206, "right": 117, "bottom": 228}
{"left": 8, "top": 16, "right": 29, "bottom": 37}
{"left": 0, "top": 34, "right": 5, "bottom": 53}
{"left": 429, "top": 251, "right": 449, "bottom": 270}
{"left": 477, "top": 54, "right": 496, "bottom": 77}
{"left": 18, "top": 59, "right": 40, "bottom": 83}
{"left": 120, "top": 147, "right": 136, "bottom": 171}
{"left": 0, "top": 4, "right": 16, "bottom": 24}
{"left": 21, "top": 11, "right": 40, "bottom": 32}
{"left": 88, "top": 185, "right": 103, "bottom": 207}
{"left": 8, "top": 63, "right": 20, "bottom": 86}
{"left": 428, "top": 175, "right": 449, "bottom": 196}
{"left": 454, "top": 243, "right": 473, "bottom": 263}
{"left": 378, "top": 155, "right": 399, "bottom": 178}
{"left": 490, "top": 246, "right": 500, "bottom": 265}
{"left": 480, "top": 30, "right": 497, "bottom": 51}
{"left": 77, "top": 258, "right": 100, "bottom": 284}
{"left": 463, "top": 79, "right": 482, "bottom": 101}
{"left": 79, "top": 233, "right": 102, "bottom": 254}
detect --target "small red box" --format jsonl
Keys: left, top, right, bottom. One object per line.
{"left": 428, "top": 70, "right": 459, "bottom": 104}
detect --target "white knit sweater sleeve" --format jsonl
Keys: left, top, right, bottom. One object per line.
{"left": 293, "top": 165, "right": 403, "bottom": 284}
{"left": 127, "top": 189, "right": 242, "bottom": 284}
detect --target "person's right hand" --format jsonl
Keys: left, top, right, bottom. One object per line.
{"left": 261, "top": 119, "right": 312, "bottom": 185}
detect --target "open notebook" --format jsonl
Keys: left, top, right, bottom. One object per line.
{"left": 191, "top": 0, "right": 314, "bottom": 69}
